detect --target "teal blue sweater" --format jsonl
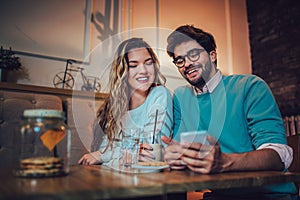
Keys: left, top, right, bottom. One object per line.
{"left": 173, "top": 74, "right": 297, "bottom": 196}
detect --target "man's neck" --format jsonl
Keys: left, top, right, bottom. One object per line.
{"left": 193, "top": 69, "right": 221, "bottom": 95}
{"left": 194, "top": 80, "right": 206, "bottom": 91}
{"left": 195, "top": 67, "right": 217, "bottom": 90}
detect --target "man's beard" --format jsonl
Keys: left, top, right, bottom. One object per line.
{"left": 186, "top": 75, "right": 205, "bottom": 88}
{"left": 184, "top": 62, "right": 212, "bottom": 88}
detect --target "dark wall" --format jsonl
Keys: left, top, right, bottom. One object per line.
{"left": 246, "top": 0, "right": 300, "bottom": 116}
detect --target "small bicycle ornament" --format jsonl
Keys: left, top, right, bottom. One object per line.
{"left": 53, "top": 59, "right": 101, "bottom": 92}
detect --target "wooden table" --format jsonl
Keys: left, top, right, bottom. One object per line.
{"left": 1, "top": 165, "right": 300, "bottom": 199}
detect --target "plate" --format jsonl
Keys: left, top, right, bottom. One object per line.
{"left": 131, "top": 164, "right": 169, "bottom": 170}
{"left": 104, "top": 159, "right": 169, "bottom": 173}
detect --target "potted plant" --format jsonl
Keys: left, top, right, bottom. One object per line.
{"left": 0, "top": 46, "right": 24, "bottom": 82}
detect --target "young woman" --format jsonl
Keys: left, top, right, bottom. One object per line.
{"left": 78, "top": 38, "right": 173, "bottom": 165}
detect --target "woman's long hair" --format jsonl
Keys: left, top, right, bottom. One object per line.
{"left": 97, "top": 38, "right": 166, "bottom": 144}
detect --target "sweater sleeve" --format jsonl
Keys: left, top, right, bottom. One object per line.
{"left": 143, "top": 86, "right": 173, "bottom": 145}
{"left": 243, "top": 76, "right": 287, "bottom": 148}
{"left": 173, "top": 91, "right": 182, "bottom": 142}
{"left": 98, "top": 135, "right": 113, "bottom": 163}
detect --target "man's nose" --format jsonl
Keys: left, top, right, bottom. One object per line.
{"left": 184, "top": 58, "right": 193, "bottom": 68}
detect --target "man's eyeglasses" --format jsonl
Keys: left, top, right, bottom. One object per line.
{"left": 173, "top": 48, "right": 206, "bottom": 68}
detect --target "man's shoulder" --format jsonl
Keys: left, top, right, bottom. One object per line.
{"left": 224, "top": 73, "right": 259, "bottom": 80}
{"left": 223, "top": 74, "right": 265, "bottom": 86}
{"left": 174, "top": 85, "right": 193, "bottom": 95}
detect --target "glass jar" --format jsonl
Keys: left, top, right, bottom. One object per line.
{"left": 15, "top": 109, "right": 71, "bottom": 177}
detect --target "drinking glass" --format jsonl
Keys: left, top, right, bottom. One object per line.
{"left": 140, "top": 131, "right": 163, "bottom": 162}
{"left": 121, "top": 128, "right": 140, "bottom": 167}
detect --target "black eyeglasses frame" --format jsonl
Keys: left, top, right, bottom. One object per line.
{"left": 172, "top": 48, "right": 206, "bottom": 68}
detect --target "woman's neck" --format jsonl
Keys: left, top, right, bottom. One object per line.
{"left": 129, "top": 89, "right": 149, "bottom": 110}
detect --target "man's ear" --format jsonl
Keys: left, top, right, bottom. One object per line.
{"left": 210, "top": 50, "right": 217, "bottom": 63}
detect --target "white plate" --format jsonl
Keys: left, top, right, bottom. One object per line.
{"left": 131, "top": 164, "right": 169, "bottom": 170}
{"left": 105, "top": 159, "right": 169, "bottom": 173}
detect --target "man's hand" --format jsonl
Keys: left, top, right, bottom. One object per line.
{"left": 161, "top": 135, "right": 186, "bottom": 170}
{"left": 162, "top": 135, "right": 228, "bottom": 172}
{"left": 161, "top": 135, "right": 172, "bottom": 145}
{"left": 180, "top": 135, "right": 227, "bottom": 174}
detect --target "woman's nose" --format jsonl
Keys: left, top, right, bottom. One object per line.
{"left": 138, "top": 64, "right": 148, "bottom": 73}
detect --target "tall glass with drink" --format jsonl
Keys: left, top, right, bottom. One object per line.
{"left": 121, "top": 128, "right": 140, "bottom": 167}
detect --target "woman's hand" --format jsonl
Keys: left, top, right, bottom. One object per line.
{"left": 78, "top": 151, "right": 102, "bottom": 165}
{"left": 138, "top": 143, "right": 156, "bottom": 162}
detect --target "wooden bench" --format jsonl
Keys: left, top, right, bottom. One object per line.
{"left": 287, "top": 135, "right": 300, "bottom": 195}
{"left": 287, "top": 135, "right": 300, "bottom": 172}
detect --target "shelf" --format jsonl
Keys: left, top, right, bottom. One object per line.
{"left": 0, "top": 82, "right": 107, "bottom": 100}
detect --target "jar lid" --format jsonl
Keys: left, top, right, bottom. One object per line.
{"left": 23, "top": 109, "right": 65, "bottom": 118}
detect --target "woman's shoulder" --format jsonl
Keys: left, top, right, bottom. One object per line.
{"left": 145, "top": 86, "right": 172, "bottom": 106}
{"left": 149, "top": 85, "right": 172, "bottom": 97}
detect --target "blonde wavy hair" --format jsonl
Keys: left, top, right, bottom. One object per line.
{"left": 97, "top": 38, "right": 166, "bottom": 144}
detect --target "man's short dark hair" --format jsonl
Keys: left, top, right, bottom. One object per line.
{"left": 166, "top": 25, "right": 217, "bottom": 58}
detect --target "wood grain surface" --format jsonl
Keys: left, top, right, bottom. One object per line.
{"left": 0, "top": 165, "right": 300, "bottom": 199}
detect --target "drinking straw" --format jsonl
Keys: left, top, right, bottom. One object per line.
{"left": 152, "top": 109, "right": 159, "bottom": 144}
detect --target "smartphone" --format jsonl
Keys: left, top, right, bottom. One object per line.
{"left": 180, "top": 130, "right": 208, "bottom": 144}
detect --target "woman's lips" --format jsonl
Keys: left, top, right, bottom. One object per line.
{"left": 136, "top": 76, "right": 149, "bottom": 82}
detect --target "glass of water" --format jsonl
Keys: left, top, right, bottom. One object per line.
{"left": 121, "top": 128, "right": 140, "bottom": 167}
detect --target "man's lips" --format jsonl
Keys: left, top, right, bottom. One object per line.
{"left": 185, "top": 68, "right": 197, "bottom": 75}
{"left": 184, "top": 68, "right": 200, "bottom": 76}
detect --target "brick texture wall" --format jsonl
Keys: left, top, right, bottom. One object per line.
{"left": 246, "top": 0, "right": 300, "bottom": 116}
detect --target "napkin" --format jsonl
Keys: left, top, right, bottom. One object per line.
{"left": 40, "top": 130, "right": 66, "bottom": 151}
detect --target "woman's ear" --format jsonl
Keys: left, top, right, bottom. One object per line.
{"left": 209, "top": 50, "right": 217, "bottom": 63}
